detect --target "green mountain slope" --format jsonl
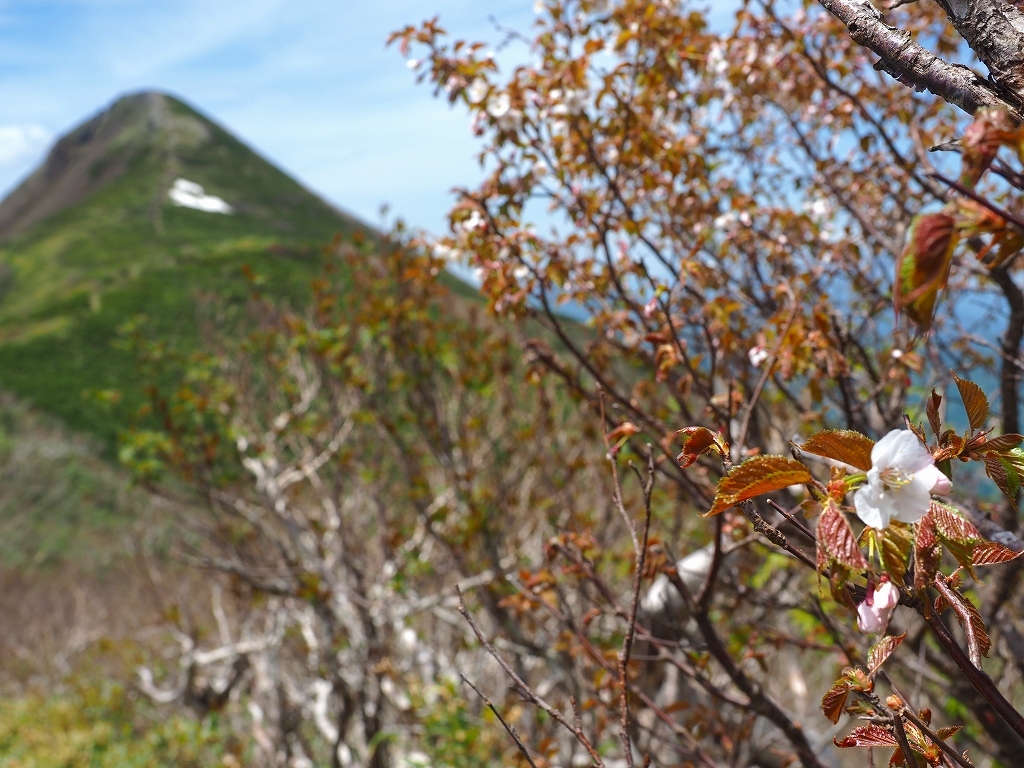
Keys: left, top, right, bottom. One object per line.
{"left": 0, "top": 91, "right": 366, "bottom": 445}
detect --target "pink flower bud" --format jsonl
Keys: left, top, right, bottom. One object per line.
{"left": 856, "top": 581, "right": 899, "bottom": 634}
{"left": 931, "top": 473, "right": 952, "bottom": 496}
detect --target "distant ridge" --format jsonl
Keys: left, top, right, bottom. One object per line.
{"left": 0, "top": 90, "right": 366, "bottom": 444}
{"left": 0, "top": 93, "right": 175, "bottom": 240}
{"left": 0, "top": 91, "right": 360, "bottom": 241}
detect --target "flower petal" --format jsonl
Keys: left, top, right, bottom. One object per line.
{"left": 857, "top": 601, "right": 888, "bottom": 634}
{"left": 854, "top": 484, "right": 891, "bottom": 529}
{"left": 889, "top": 479, "right": 931, "bottom": 524}
{"left": 886, "top": 430, "right": 934, "bottom": 473}
{"left": 915, "top": 464, "right": 952, "bottom": 496}
{"left": 870, "top": 429, "right": 905, "bottom": 468}
{"left": 874, "top": 582, "right": 900, "bottom": 610}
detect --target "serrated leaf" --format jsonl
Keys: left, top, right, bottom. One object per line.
{"left": 868, "top": 632, "right": 907, "bottom": 678}
{"left": 882, "top": 523, "right": 914, "bottom": 584}
{"left": 895, "top": 212, "right": 958, "bottom": 331}
{"left": 981, "top": 433, "right": 1023, "bottom": 453}
{"left": 797, "top": 429, "right": 874, "bottom": 471}
{"left": 834, "top": 724, "right": 899, "bottom": 748}
{"left": 926, "top": 388, "right": 942, "bottom": 437}
{"left": 934, "top": 428, "right": 968, "bottom": 462}
{"left": 983, "top": 454, "right": 1020, "bottom": 509}
{"left": 952, "top": 372, "right": 989, "bottom": 432}
{"left": 914, "top": 511, "right": 939, "bottom": 596}
{"left": 931, "top": 501, "right": 982, "bottom": 576}
{"left": 821, "top": 680, "right": 850, "bottom": 725}
{"left": 934, "top": 575, "right": 991, "bottom": 667}
{"left": 706, "top": 455, "right": 812, "bottom": 516}
{"left": 935, "top": 725, "right": 964, "bottom": 740}
{"left": 675, "top": 426, "right": 726, "bottom": 468}
{"left": 972, "top": 541, "right": 1024, "bottom": 566}
{"left": 817, "top": 503, "right": 868, "bottom": 570}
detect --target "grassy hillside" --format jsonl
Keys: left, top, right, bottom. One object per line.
{"left": 0, "top": 92, "right": 365, "bottom": 447}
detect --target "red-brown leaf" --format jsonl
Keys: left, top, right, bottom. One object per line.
{"left": 931, "top": 501, "right": 982, "bottom": 576}
{"left": 972, "top": 541, "right": 1024, "bottom": 566}
{"left": 915, "top": 511, "right": 940, "bottom": 596}
{"left": 821, "top": 681, "right": 850, "bottom": 725}
{"left": 868, "top": 632, "right": 907, "bottom": 678}
{"left": 882, "top": 523, "right": 913, "bottom": 585}
{"left": 895, "top": 212, "right": 958, "bottom": 331}
{"left": 952, "top": 372, "right": 990, "bottom": 432}
{"left": 675, "top": 426, "right": 725, "bottom": 468}
{"left": 934, "top": 575, "right": 991, "bottom": 667}
{"left": 981, "top": 433, "right": 1024, "bottom": 453}
{"left": 834, "top": 724, "right": 899, "bottom": 748}
{"left": 926, "top": 388, "right": 942, "bottom": 437}
{"left": 931, "top": 501, "right": 982, "bottom": 545}
{"left": 706, "top": 455, "right": 812, "bottom": 516}
{"left": 817, "top": 503, "right": 868, "bottom": 570}
{"left": 796, "top": 429, "right": 874, "bottom": 471}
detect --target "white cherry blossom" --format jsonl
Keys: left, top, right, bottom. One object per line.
{"left": 853, "top": 429, "right": 951, "bottom": 529}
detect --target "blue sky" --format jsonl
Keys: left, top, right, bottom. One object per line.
{"left": 0, "top": 1, "right": 732, "bottom": 234}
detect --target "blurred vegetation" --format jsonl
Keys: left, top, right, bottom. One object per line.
{"left": 0, "top": 679, "right": 235, "bottom": 767}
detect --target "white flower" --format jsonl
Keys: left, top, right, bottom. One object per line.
{"left": 857, "top": 580, "right": 900, "bottom": 634}
{"left": 467, "top": 77, "right": 488, "bottom": 104}
{"left": 853, "top": 429, "right": 951, "bottom": 529}
{"left": 487, "top": 93, "right": 511, "bottom": 119}
{"left": 748, "top": 346, "right": 769, "bottom": 368}
{"left": 457, "top": 210, "right": 486, "bottom": 233}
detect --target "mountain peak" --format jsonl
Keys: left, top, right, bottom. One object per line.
{"left": 0, "top": 91, "right": 219, "bottom": 240}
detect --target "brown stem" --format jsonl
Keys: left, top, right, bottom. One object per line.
{"left": 664, "top": 569, "right": 828, "bottom": 768}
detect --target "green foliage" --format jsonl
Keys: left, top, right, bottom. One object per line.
{"left": 0, "top": 93, "right": 364, "bottom": 451}
{"left": 411, "top": 679, "right": 510, "bottom": 768}
{"left": 0, "top": 681, "right": 235, "bottom": 767}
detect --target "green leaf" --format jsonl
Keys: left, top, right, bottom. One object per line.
{"left": 796, "top": 429, "right": 874, "bottom": 471}
{"left": 706, "top": 455, "right": 812, "bottom": 516}
{"left": 881, "top": 523, "right": 913, "bottom": 585}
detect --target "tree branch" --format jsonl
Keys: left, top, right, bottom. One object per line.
{"left": 815, "top": 0, "right": 1022, "bottom": 118}
{"left": 929, "top": 0, "right": 1024, "bottom": 109}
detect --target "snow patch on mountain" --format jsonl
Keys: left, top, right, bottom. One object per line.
{"left": 168, "top": 178, "right": 232, "bottom": 214}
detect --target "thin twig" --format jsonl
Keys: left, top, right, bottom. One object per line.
{"left": 614, "top": 450, "right": 656, "bottom": 768}
{"left": 461, "top": 675, "right": 540, "bottom": 768}
{"left": 929, "top": 171, "right": 1024, "bottom": 232}
{"left": 766, "top": 498, "right": 816, "bottom": 542}
{"left": 735, "top": 296, "right": 801, "bottom": 456}
{"left": 881, "top": 671, "right": 975, "bottom": 768}
{"left": 456, "top": 586, "right": 606, "bottom": 767}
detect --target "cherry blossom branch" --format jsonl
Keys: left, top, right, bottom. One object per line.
{"left": 928, "top": 0, "right": 1024, "bottom": 109}
{"left": 814, "top": 0, "right": 1022, "bottom": 118}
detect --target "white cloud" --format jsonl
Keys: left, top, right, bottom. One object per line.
{"left": 0, "top": 124, "right": 50, "bottom": 167}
